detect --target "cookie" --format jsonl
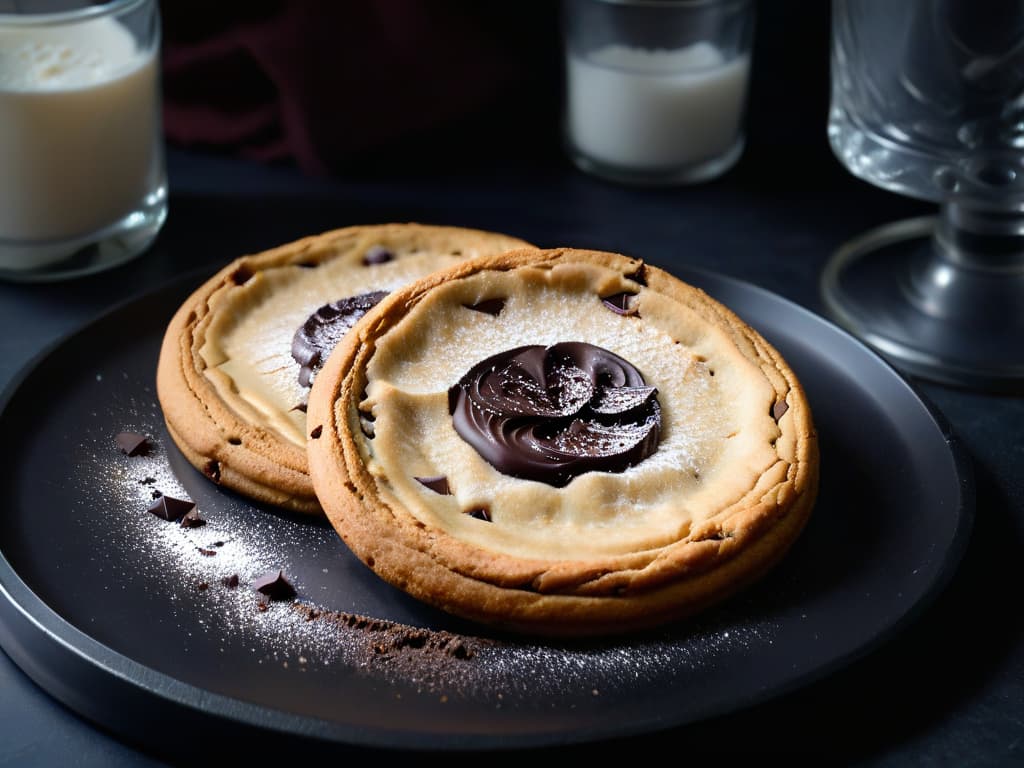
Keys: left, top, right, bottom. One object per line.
{"left": 306, "top": 247, "right": 819, "bottom": 636}
{"left": 156, "top": 223, "right": 533, "bottom": 514}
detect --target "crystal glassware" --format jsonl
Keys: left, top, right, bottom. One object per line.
{"left": 822, "top": 0, "right": 1024, "bottom": 391}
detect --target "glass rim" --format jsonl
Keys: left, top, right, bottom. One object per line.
{"left": 0, "top": 0, "right": 149, "bottom": 26}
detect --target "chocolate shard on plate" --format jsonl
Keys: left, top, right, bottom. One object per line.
{"left": 116, "top": 431, "right": 152, "bottom": 456}
{"left": 222, "top": 574, "right": 240, "bottom": 589}
{"left": 252, "top": 570, "right": 297, "bottom": 600}
{"left": 147, "top": 495, "right": 195, "bottom": 522}
{"left": 179, "top": 509, "right": 206, "bottom": 528}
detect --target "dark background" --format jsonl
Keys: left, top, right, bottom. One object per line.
{"left": 158, "top": 1, "right": 833, "bottom": 180}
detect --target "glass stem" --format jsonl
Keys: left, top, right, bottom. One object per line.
{"left": 936, "top": 202, "right": 1024, "bottom": 271}
{"left": 904, "top": 202, "right": 1024, "bottom": 324}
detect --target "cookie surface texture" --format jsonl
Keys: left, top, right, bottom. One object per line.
{"left": 156, "top": 223, "right": 533, "bottom": 514}
{"left": 306, "top": 248, "right": 819, "bottom": 636}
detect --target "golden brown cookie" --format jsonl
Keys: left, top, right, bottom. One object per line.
{"left": 156, "top": 223, "right": 533, "bottom": 514}
{"left": 306, "top": 247, "right": 819, "bottom": 636}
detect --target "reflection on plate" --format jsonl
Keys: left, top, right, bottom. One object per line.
{"left": 0, "top": 267, "right": 972, "bottom": 752}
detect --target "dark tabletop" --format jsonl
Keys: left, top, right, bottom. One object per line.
{"left": 2, "top": 113, "right": 1023, "bottom": 764}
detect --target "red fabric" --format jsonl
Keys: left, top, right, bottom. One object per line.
{"left": 160, "top": 2, "right": 556, "bottom": 174}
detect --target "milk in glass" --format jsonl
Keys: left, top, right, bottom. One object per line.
{"left": 567, "top": 42, "right": 750, "bottom": 172}
{"left": 0, "top": 15, "right": 162, "bottom": 270}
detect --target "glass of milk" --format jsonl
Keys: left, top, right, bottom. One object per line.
{"left": 562, "top": 0, "right": 755, "bottom": 185}
{"left": 0, "top": 0, "right": 166, "bottom": 281}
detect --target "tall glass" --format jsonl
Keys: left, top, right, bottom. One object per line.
{"left": 822, "top": 0, "right": 1024, "bottom": 391}
{"left": 0, "top": 0, "right": 166, "bottom": 282}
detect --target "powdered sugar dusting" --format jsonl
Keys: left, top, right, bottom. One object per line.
{"left": 62, "top": 374, "right": 780, "bottom": 710}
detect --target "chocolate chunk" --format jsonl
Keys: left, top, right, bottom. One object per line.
{"left": 600, "top": 292, "right": 639, "bottom": 316}
{"left": 203, "top": 460, "right": 221, "bottom": 483}
{"left": 230, "top": 265, "right": 253, "bottom": 285}
{"left": 626, "top": 264, "right": 648, "bottom": 286}
{"left": 466, "top": 508, "right": 492, "bottom": 522}
{"left": 252, "top": 570, "right": 297, "bottom": 601}
{"left": 138, "top": 476, "right": 156, "bottom": 485}
{"left": 222, "top": 574, "right": 240, "bottom": 589}
{"left": 147, "top": 495, "right": 195, "bottom": 521}
{"left": 116, "top": 432, "right": 151, "bottom": 456}
{"left": 362, "top": 245, "right": 394, "bottom": 265}
{"left": 179, "top": 509, "right": 206, "bottom": 528}
{"left": 197, "top": 582, "right": 209, "bottom": 591}
{"left": 198, "top": 548, "right": 217, "bottom": 557}
{"left": 772, "top": 400, "right": 789, "bottom": 421}
{"left": 291, "top": 402, "right": 308, "bottom": 413}
{"left": 449, "top": 342, "right": 660, "bottom": 487}
{"left": 464, "top": 298, "right": 505, "bottom": 316}
{"left": 291, "top": 291, "right": 389, "bottom": 388}
{"left": 415, "top": 475, "right": 451, "bottom": 495}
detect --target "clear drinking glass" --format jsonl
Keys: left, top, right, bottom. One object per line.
{"left": 0, "top": 0, "right": 167, "bottom": 282}
{"left": 822, "top": 0, "right": 1024, "bottom": 391}
{"left": 562, "top": 0, "right": 755, "bottom": 186}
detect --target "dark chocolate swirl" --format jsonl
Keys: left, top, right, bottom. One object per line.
{"left": 448, "top": 342, "right": 660, "bottom": 487}
{"left": 292, "top": 291, "right": 388, "bottom": 387}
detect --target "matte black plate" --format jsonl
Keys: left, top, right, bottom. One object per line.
{"left": 0, "top": 266, "right": 973, "bottom": 753}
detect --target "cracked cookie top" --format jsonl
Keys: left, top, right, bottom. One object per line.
{"left": 307, "top": 247, "right": 819, "bottom": 635}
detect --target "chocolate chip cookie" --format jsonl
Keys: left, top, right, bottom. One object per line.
{"left": 156, "top": 223, "right": 532, "bottom": 514}
{"left": 306, "top": 247, "right": 819, "bottom": 636}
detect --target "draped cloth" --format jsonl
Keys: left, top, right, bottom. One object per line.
{"left": 160, "top": 2, "right": 559, "bottom": 174}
